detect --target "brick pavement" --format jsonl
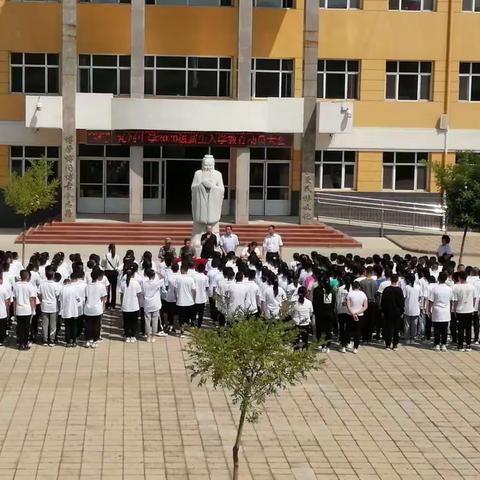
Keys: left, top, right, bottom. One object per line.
{"left": 0, "top": 311, "right": 479, "bottom": 479}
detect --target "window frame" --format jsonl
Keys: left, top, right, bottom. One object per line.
{"left": 78, "top": 54, "right": 131, "bottom": 96}
{"left": 251, "top": 58, "right": 294, "bottom": 98}
{"left": 10, "top": 52, "right": 60, "bottom": 94}
{"left": 319, "top": 0, "right": 361, "bottom": 9}
{"left": 459, "top": 62, "right": 480, "bottom": 102}
{"left": 462, "top": 0, "right": 480, "bottom": 12}
{"left": 315, "top": 150, "right": 356, "bottom": 190}
{"left": 144, "top": 55, "right": 232, "bottom": 97}
{"left": 10, "top": 146, "right": 60, "bottom": 180}
{"left": 79, "top": 0, "right": 131, "bottom": 3}
{"left": 382, "top": 151, "right": 429, "bottom": 191}
{"left": 388, "top": 0, "right": 435, "bottom": 12}
{"left": 317, "top": 59, "right": 360, "bottom": 100}
{"left": 253, "top": 0, "right": 294, "bottom": 7}
{"left": 385, "top": 61, "right": 432, "bottom": 102}
{"left": 145, "top": 0, "right": 233, "bottom": 5}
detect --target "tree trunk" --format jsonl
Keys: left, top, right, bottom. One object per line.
{"left": 21, "top": 217, "right": 26, "bottom": 266}
{"left": 459, "top": 225, "right": 468, "bottom": 265}
{"left": 232, "top": 407, "right": 247, "bottom": 480}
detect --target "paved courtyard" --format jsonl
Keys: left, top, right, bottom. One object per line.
{"left": 0, "top": 311, "right": 478, "bottom": 479}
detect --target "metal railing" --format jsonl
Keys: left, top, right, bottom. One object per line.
{"left": 315, "top": 192, "right": 446, "bottom": 235}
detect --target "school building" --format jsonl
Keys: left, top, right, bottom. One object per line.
{"left": 0, "top": 0, "right": 479, "bottom": 226}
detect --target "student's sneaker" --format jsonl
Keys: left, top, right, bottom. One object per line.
{"left": 150, "top": 336, "right": 156, "bottom": 343}
{"left": 352, "top": 348, "right": 358, "bottom": 354}
{"left": 323, "top": 347, "right": 330, "bottom": 354}
{"left": 340, "top": 347, "right": 346, "bottom": 353}
{"left": 146, "top": 336, "right": 152, "bottom": 343}
{"left": 43, "top": 342, "right": 48, "bottom": 347}
{"left": 72, "top": 343, "right": 77, "bottom": 348}
{"left": 85, "top": 340, "right": 91, "bottom": 348}
{"left": 0, "top": 343, "right": 4, "bottom": 348}
{"left": 474, "top": 341, "right": 479, "bottom": 345}
{"left": 316, "top": 345, "right": 323, "bottom": 351}
{"left": 392, "top": 346, "right": 398, "bottom": 351}
{"left": 49, "top": 343, "right": 55, "bottom": 347}
{"left": 131, "top": 337, "right": 137, "bottom": 342}
{"left": 125, "top": 337, "right": 131, "bottom": 343}
{"left": 458, "top": 347, "right": 466, "bottom": 352}
{"left": 157, "top": 331, "right": 168, "bottom": 337}
{"left": 385, "top": 346, "right": 391, "bottom": 351}
{"left": 441, "top": 345, "right": 447, "bottom": 352}
{"left": 434, "top": 345, "right": 440, "bottom": 351}
{"left": 465, "top": 347, "right": 472, "bottom": 352}
{"left": 91, "top": 342, "right": 97, "bottom": 348}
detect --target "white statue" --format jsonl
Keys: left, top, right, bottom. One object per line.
{"left": 191, "top": 155, "right": 224, "bottom": 251}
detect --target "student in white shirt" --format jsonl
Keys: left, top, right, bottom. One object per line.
{"left": 336, "top": 278, "right": 352, "bottom": 353}
{"left": 174, "top": 265, "right": 196, "bottom": 337}
{"left": 60, "top": 278, "right": 81, "bottom": 347}
{"left": 164, "top": 263, "right": 180, "bottom": 333}
{"left": 100, "top": 243, "right": 121, "bottom": 309}
{"left": 240, "top": 242, "right": 261, "bottom": 261}
{"left": 120, "top": 270, "right": 142, "bottom": 343}
{"left": 27, "top": 262, "right": 42, "bottom": 344}
{"left": 227, "top": 271, "right": 250, "bottom": 318}
{"left": 72, "top": 271, "right": 87, "bottom": 339}
{"left": 0, "top": 273, "right": 11, "bottom": 347}
{"left": 428, "top": 272, "right": 453, "bottom": 351}
{"left": 207, "top": 258, "right": 221, "bottom": 324}
{"left": 292, "top": 286, "right": 313, "bottom": 350}
{"left": 12, "top": 270, "right": 37, "bottom": 350}
{"left": 193, "top": 264, "right": 209, "bottom": 328}
{"left": 142, "top": 268, "right": 165, "bottom": 341}
{"left": 453, "top": 270, "right": 476, "bottom": 351}
{"left": 346, "top": 281, "right": 368, "bottom": 354}
{"left": 262, "top": 276, "right": 286, "bottom": 320}
{"left": 262, "top": 225, "right": 283, "bottom": 262}
{"left": 38, "top": 266, "right": 61, "bottom": 346}
{"left": 220, "top": 225, "right": 240, "bottom": 256}
{"left": 245, "top": 270, "right": 261, "bottom": 316}
{"left": 84, "top": 269, "right": 107, "bottom": 348}
{"left": 403, "top": 275, "right": 422, "bottom": 343}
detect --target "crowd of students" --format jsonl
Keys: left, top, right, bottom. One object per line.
{"left": 0, "top": 226, "right": 477, "bottom": 354}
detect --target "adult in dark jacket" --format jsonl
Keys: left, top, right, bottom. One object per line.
{"left": 381, "top": 274, "right": 405, "bottom": 350}
{"left": 312, "top": 273, "right": 335, "bottom": 353}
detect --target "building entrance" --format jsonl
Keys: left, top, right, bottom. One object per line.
{"left": 165, "top": 160, "right": 199, "bottom": 215}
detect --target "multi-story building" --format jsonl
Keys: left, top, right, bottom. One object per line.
{"left": 0, "top": 0, "right": 478, "bottom": 225}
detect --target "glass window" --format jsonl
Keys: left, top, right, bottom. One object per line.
{"left": 79, "top": 0, "right": 131, "bottom": 3}
{"left": 315, "top": 151, "right": 355, "bottom": 189}
{"left": 145, "top": 0, "right": 232, "bottom": 6}
{"left": 253, "top": 0, "right": 294, "bottom": 7}
{"left": 10, "top": 53, "right": 60, "bottom": 94}
{"left": 10, "top": 146, "right": 59, "bottom": 180}
{"left": 78, "top": 54, "right": 131, "bottom": 95}
{"left": 462, "top": 0, "right": 480, "bottom": 11}
{"left": 385, "top": 61, "right": 432, "bottom": 101}
{"left": 389, "top": 0, "right": 434, "bottom": 10}
{"left": 319, "top": 0, "right": 360, "bottom": 8}
{"left": 382, "top": 152, "right": 428, "bottom": 191}
{"left": 144, "top": 56, "right": 231, "bottom": 97}
{"left": 459, "top": 62, "right": 480, "bottom": 101}
{"left": 252, "top": 58, "right": 293, "bottom": 98}
{"left": 317, "top": 60, "right": 359, "bottom": 99}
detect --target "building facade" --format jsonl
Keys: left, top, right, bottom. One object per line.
{"left": 0, "top": 0, "right": 478, "bottom": 225}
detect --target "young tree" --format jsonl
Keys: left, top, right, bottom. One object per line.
{"left": 431, "top": 151, "right": 480, "bottom": 264}
{"left": 2, "top": 159, "right": 59, "bottom": 264}
{"left": 186, "top": 316, "right": 323, "bottom": 480}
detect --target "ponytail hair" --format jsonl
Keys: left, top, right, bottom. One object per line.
{"left": 108, "top": 243, "right": 116, "bottom": 258}
{"left": 126, "top": 269, "right": 133, "bottom": 287}
{"left": 297, "top": 286, "right": 307, "bottom": 304}
{"left": 273, "top": 278, "right": 279, "bottom": 297}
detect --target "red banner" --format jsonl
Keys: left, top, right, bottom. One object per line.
{"left": 86, "top": 130, "right": 292, "bottom": 147}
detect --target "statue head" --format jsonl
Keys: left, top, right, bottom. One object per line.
{"left": 202, "top": 154, "right": 215, "bottom": 172}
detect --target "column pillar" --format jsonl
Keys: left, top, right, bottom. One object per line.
{"left": 299, "top": 0, "right": 318, "bottom": 224}
{"left": 61, "top": 0, "right": 77, "bottom": 222}
{"left": 129, "top": 0, "right": 145, "bottom": 222}
{"left": 234, "top": 0, "right": 253, "bottom": 224}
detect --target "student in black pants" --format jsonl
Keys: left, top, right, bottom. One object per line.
{"left": 381, "top": 274, "right": 405, "bottom": 350}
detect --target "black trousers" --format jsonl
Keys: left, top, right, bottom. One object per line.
{"left": 457, "top": 312, "right": 473, "bottom": 348}
{"left": 139, "top": 307, "right": 145, "bottom": 334}
{"left": 433, "top": 321, "right": 448, "bottom": 346}
{"left": 338, "top": 313, "right": 349, "bottom": 347}
{"left": 208, "top": 297, "right": 218, "bottom": 323}
{"left": 0, "top": 317, "right": 7, "bottom": 343}
{"left": 77, "top": 315, "right": 85, "bottom": 337}
{"left": 30, "top": 304, "right": 41, "bottom": 342}
{"left": 178, "top": 305, "right": 195, "bottom": 327}
{"left": 314, "top": 310, "right": 333, "bottom": 348}
{"left": 363, "top": 302, "right": 377, "bottom": 342}
{"left": 296, "top": 325, "right": 310, "bottom": 349}
{"left": 383, "top": 313, "right": 402, "bottom": 348}
{"left": 64, "top": 317, "right": 78, "bottom": 344}
{"left": 104, "top": 270, "right": 118, "bottom": 308}
{"left": 85, "top": 315, "right": 102, "bottom": 342}
{"left": 425, "top": 314, "right": 432, "bottom": 340}
{"left": 473, "top": 312, "right": 479, "bottom": 342}
{"left": 195, "top": 303, "right": 205, "bottom": 328}
{"left": 163, "top": 301, "right": 176, "bottom": 329}
{"left": 266, "top": 252, "right": 279, "bottom": 263}
{"left": 347, "top": 316, "right": 362, "bottom": 349}
{"left": 123, "top": 310, "right": 139, "bottom": 338}
{"left": 218, "top": 313, "right": 226, "bottom": 327}
{"left": 16, "top": 315, "right": 31, "bottom": 347}
{"left": 450, "top": 312, "right": 458, "bottom": 344}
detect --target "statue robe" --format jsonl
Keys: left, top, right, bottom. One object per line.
{"left": 191, "top": 169, "right": 225, "bottom": 225}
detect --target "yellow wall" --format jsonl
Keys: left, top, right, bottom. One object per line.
{"left": 0, "top": 146, "right": 9, "bottom": 187}
{"left": 356, "top": 152, "right": 382, "bottom": 191}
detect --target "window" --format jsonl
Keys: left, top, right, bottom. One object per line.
{"left": 319, "top": 0, "right": 360, "bottom": 8}
{"left": 315, "top": 151, "right": 355, "bottom": 189}
{"left": 462, "top": 0, "right": 480, "bottom": 11}
{"left": 10, "top": 146, "right": 60, "bottom": 180}
{"left": 317, "top": 60, "right": 359, "bottom": 99}
{"left": 459, "top": 62, "right": 480, "bottom": 101}
{"left": 145, "top": 0, "right": 232, "bottom": 5}
{"left": 10, "top": 53, "right": 59, "bottom": 94}
{"left": 385, "top": 61, "right": 432, "bottom": 101}
{"left": 382, "top": 152, "right": 428, "bottom": 190}
{"left": 253, "top": 0, "right": 294, "bottom": 7}
{"left": 78, "top": 55, "right": 130, "bottom": 95}
{"left": 389, "top": 0, "right": 434, "bottom": 11}
{"left": 251, "top": 59, "right": 293, "bottom": 98}
{"left": 144, "top": 56, "right": 231, "bottom": 96}
{"left": 79, "top": 0, "right": 131, "bottom": 3}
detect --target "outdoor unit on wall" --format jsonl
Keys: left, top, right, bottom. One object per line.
{"left": 317, "top": 101, "right": 354, "bottom": 134}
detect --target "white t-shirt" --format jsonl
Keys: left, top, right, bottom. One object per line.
{"left": 175, "top": 274, "right": 196, "bottom": 307}
{"left": 84, "top": 282, "right": 107, "bottom": 316}
{"left": 216, "top": 278, "right": 234, "bottom": 314}
{"left": 293, "top": 298, "right": 313, "bottom": 326}
{"left": 165, "top": 271, "right": 180, "bottom": 303}
{"left": 245, "top": 281, "right": 260, "bottom": 314}
{"left": 227, "top": 282, "right": 249, "bottom": 315}
{"left": 39, "top": 280, "right": 61, "bottom": 314}
{"left": 429, "top": 283, "right": 453, "bottom": 322}
{"left": 404, "top": 284, "right": 421, "bottom": 317}
{"left": 263, "top": 285, "right": 286, "bottom": 319}
{"left": 0, "top": 284, "right": 11, "bottom": 319}
{"left": 142, "top": 278, "right": 163, "bottom": 313}
{"left": 347, "top": 290, "right": 367, "bottom": 317}
{"left": 336, "top": 285, "right": 350, "bottom": 315}
{"left": 220, "top": 234, "right": 239, "bottom": 254}
{"left": 12, "top": 281, "right": 37, "bottom": 316}
{"left": 120, "top": 279, "right": 142, "bottom": 312}
{"left": 193, "top": 272, "right": 209, "bottom": 305}
{"left": 207, "top": 268, "right": 219, "bottom": 298}
{"left": 60, "top": 284, "right": 81, "bottom": 318}
{"left": 262, "top": 233, "right": 283, "bottom": 253}
{"left": 453, "top": 283, "right": 476, "bottom": 314}
{"left": 72, "top": 280, "right": 87, "bottom": 316}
